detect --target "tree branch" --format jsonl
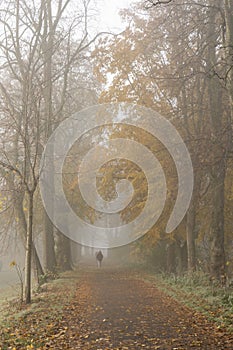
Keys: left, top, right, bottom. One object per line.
{"left": 145, "top": 0, "right": 173, "bottom": 8}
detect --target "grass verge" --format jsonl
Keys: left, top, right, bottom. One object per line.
{"left": 0, "top": 269, "right": 81, "bottom": 349}
{"left": 142, "top": 270, "right": 233, "bottom": 333}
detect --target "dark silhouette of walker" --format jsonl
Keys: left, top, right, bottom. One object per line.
{"left": 96, "top": 250, "right": 103, "bottom": 268}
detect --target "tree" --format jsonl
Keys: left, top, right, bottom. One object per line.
{"left": 147, "top": 0, "right": 231, "bottom": 279}
{"left": 93, "top": 0, "right": 232, "bottom": 279}
{"left": 0, "top": 0, "right": 102, "bottom": 303}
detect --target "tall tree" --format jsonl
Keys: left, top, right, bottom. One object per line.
{"left": 0, "top": 0, "right": 101, "bottom": 303}
{"left": 93, "top": 0, "right": 232, "bottom": 278}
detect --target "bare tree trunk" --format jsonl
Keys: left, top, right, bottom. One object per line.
{"left": 186, "top": 201, "right": 196, "bottom": 272}
{"left": 176, "top": 240, "right": 187, "bottom": 275}
{"left": 209, "top": 161, "right": 226, "bottom": 281}
{"left": 224, "top": 0, "right": 233, "bottom": 154}
{"left": 186, "top": 174, "right": 201, "bottom": 272}
{"left": 42, "top": 0, "right": 56, "bottom": 272}
{"left": 71, "top": 242, "right": 82, "bottom": 266}
{"left": 207, "top": 4, "right": 226, "bottom": 281}
{"left": 56, "top": 231, "right": 72, "bottom": 272}
{"left": 224, "top": 0, "right": 233, "bottom": 108}
{"left": 166, "top": 241, "right": 176, "bottom": 274}
{"left": 32, "top": 245, "right": 44, "bottom": 282}
{"left": 43, "top": 212, "right": 56, "bottom": 272}
{"left": 13, "top": 187, "right": 44, "bottom": 280}
{"left": 24, "top": 192, "right": 34, "bottom": 304}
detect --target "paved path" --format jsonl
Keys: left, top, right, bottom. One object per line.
{"left": 54, "top": 269, "right": 233, "bottom": 349}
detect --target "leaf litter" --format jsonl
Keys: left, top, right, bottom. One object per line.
{"left": 0, "top": 268, "right": 233, "bottom": 349}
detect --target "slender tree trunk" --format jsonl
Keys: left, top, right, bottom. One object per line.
{"left": 8, "top": 110, "right": 44, "bottom": 281}
{"left": 224, "top": 0, "right": 233, "bottom": 108}
{"left": 42, "top": 0, "right": 57, "bottom": 272}
{"left": 186, "top": 201, "right": 196, "bottom": 272}
{"left": 32, "top": 245, "right": 44, "bottom": 282}
{"left": 186, "top": 174, "right": 201, "bottom": 272}
{"left": 13, "top": 187, "right": 44, "bottom": 279}
{"left": 224, "top": 0, "right": 233, "bottom": 153}
{"left": 209, "top": 162, "right": 226, "bottom": 281}
{"left": 207, "top": 4, "right": 226, "bottom": 281}
{"left": 24, "top": 192, "right": 34, "bottom": 304}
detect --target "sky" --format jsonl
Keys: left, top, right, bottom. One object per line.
{"left": 97, "top": 0, "right": 134, "bottom": 32}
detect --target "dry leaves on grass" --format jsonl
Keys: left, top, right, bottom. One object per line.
{"left": 1, "top": 269, "right": 233, "bottom": 349}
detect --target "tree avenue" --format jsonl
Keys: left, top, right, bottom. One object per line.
{"left": 93, "top": 0, "right": 233, "bottom": 281}
{"left": 0, "top": 0, "right": 232, "bottom": 307}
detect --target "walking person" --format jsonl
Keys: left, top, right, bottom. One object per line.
{"left": 96, "top": 250, "right": 103, "bottom": 268}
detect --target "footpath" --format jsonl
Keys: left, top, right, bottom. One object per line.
{"left": 0, "top": 268, "right": 233, "bottom": 349}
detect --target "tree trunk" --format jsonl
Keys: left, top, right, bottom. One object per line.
{"left": 207, "top": 4, "right": 226, "bottom": 281}
{"left": 42, "top": 0, "right": 57, "bottom": 273}
{"left": 224, "top": 0, "right": 233, "bottom": 108}
{"left": 24, "top": 192, "right": 34, "bottom": 304}
{"left": 176, "top": 240, "right": 187, "bottom": 275}
{"left": 71, "top": 242, "right": 82, "bottom": 266}
{"left": 224, "top": 0, "right": 233, "bottom": 156}
{"left": 186, "top": 201, "right": 196, "bottom": 271}
{"left": 13, "top": 186, "right": 44, "bottom": 280}
{"left": 209, "top": 161, "right": 226, "bottom": 281}
{"left": 166, "top": 241, "right": 176, "bottom": 274}
{"left": 186, "top": 171, "right": 202, "bottom": 272}
{"left": 32, "top": 245, "right": 44, "bottom": 282}
{"left": 43, "top": 211, "right": 56, "bottom": 272}
{"left": 56, "top": 230, "right": 72, "bottom": 272}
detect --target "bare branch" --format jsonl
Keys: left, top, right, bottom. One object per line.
{"left": 145, "top": 0, "right": 173, "bottom": 8}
